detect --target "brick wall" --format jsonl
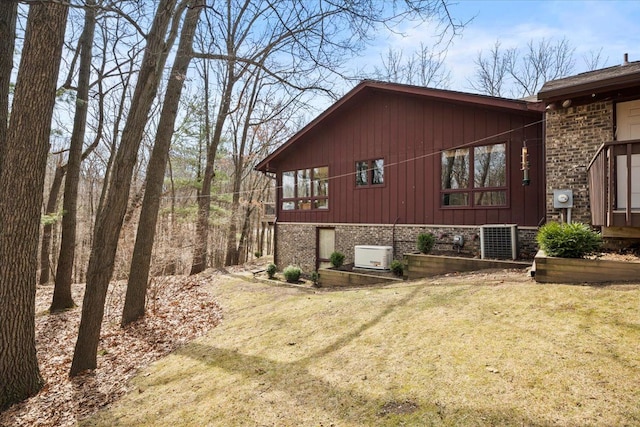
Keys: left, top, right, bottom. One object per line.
{"left": 275, "top": 222, "right": 537, "bottom": 274}
{"left": 544, "top": 101, "right": 613, "bottom": 224}
{"left": 274, "top": 223, "right": 316, "bottom": 270}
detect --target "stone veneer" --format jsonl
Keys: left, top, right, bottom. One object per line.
{"left": 544, "top": 101, "right": 613, "bottom": 224}
{"left": 275, "top": 222, "right": 538, "bottom": 274}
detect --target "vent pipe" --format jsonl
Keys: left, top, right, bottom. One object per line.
{"left": 623, "top": 53, "right": 629, "bottom": 65}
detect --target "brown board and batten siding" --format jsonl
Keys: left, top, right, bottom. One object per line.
{"left": 258, "top": 82, "right": 545, "bottom": 227}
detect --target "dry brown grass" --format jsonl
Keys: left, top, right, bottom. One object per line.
{"left": 84, "top": 270, "right": 640, "bottom": 426}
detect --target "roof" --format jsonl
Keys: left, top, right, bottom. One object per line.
{"left": 255, "top": 80, "right": 543, "bottom": 173}
{"left": 538, "top": 60, "right": 640, "bottom": 101}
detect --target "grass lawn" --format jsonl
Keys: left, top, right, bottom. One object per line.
{"left": 83, "top": 271, "right": 640, "bottom": 426}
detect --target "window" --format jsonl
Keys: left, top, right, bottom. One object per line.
{"left": 355, "top": 158, "right": 384, "bottom": 187}
{"left": 441, "top": 143, "right": 507, "bottom": 207}
{"left": 616, "top": 154, "right": 640, "bottom": 209}
{"left": 281, "top": 166, "right": 329, "bottom": 210}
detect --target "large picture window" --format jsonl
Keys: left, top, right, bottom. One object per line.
{"left": 282, "top": 166, "right": 329, "bottom": 210}
{"left": 355, "top": 158, "right": 384, "bottom": 187}
{"left": 441, "top": 143, "right": 507, "bottom": 207}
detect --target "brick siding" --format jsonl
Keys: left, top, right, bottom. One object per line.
{"left": 544, "top": 101, "right": 613, "bottom": 224}
{"left": 275, "top": 222, "right": 537, "bottom": 274}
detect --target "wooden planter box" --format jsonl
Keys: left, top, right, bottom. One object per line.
{"left": 405, "top": 253, "right": 531, "bottom": 280}
{"left": 318, "top": 267, "right": 403, "bottom": 287}
{"left": 534, "top": 250, "right": 640, "bottom": 284}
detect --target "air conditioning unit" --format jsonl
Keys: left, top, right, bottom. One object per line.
{"left": 480, "top": 224, "right": 518, "bottom": 260}
{"left": 354, "top": 245, "right": 393, "bottom": 270}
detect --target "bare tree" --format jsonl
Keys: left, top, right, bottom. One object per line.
{"left": 468, "top": 40, "right": 507, "bottom": 97}
{"left": 0, "top": 1, "right": 18, "bottom": 171}
{"left": 583, "top": 48, "right": 608, "bottom": 71}
{"left": 122, "top": 0, "right": 204, "bottom": 326}
{"left": 224, "top": 66, "right": 298, "bottom": 265}
{"left": 0, "top": 1, "right": 68, "bottom": 410}
{"left": 469, "top": 37, "right": 575, "bottom": 98}
{"left": 373, "top": 43, "right": 450, "bottom": 88}
{"left": 70, "top": 0, "right": 181, "bottom": 376}
{"left": 507, "top": 37, "right": 575, "bottom": 97}
{"left": 190, "top": 0, "right": 462, "bottom": 272}
{"left": 39, "top": 156, "right": 65, "bottom": 285}
{"left": 51, "top": 0, "right": 99, "bottom": 311}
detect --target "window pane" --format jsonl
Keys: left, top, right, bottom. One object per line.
{"left": 313, "top": 167, "right": 329, "bottom": 197}
{"left": 298, "top": 200, "right": 312, "bottom": 210}
{"left": 442, "top": 192, "right": 469, "bottom": 206}
{"left": 474, "top": 191, "right": 507, "bottom": 206}
{"left": 356, "top": 161, "right": 368, "bottom": 186}
{"left": 474, "top": 143, "right": 506, "bottom": 188}
{"left": 372, "top": 159, "right": 384, "bottom": 185}
{"left": 616, "top": 154, "right": 640, "bottom": 209}
{"left": 282, "top": 201, "right": 295, "bottom": 210}
{"left": 314, "top": 199, "right": 329, "bottom": 209}
{"left": 282, "top": 171, "right": 295, "bottom": 198}
{"left": 297, "top": 169, "right": 311, "bottom": 198}
{"left": 441, "top": 149, "right": 469, "bottom": 189}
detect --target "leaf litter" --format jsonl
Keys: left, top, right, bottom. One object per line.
{"left": 0, "top": 270, "right": 224, "bottom": 427}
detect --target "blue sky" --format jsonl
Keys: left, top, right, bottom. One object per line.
{"left": 356, "top": 0, "right": 640, "bottom": 93}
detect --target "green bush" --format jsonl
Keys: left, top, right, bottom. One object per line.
{"left": 417, "top": 233, "right": 435, "bottom": 254}
{"left": 536, "top": 222, "right": 603, "bottom": 258}
{"left": 310, "top": 271, "right": 320, "bottom": 286}
{"left": 283, "top": 265, "right": 302, "bottom": 283}
{"left": 390, "top": 259, "right": 404, "bottom": 277}
{"left": 266, "top": 263, "right": 277, "bottom": 279}
{"left": 330, "top": 251, "right": 345, "bottom": 268}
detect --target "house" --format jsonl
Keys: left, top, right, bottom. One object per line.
{"left": 255, "top": 81, "right": 544, "bottom": 273}
{"left": 538, "top": 55, "right": 640, "bottom": 240}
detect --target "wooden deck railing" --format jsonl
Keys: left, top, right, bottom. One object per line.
{"left": 588, "top": 139, "right": 640, "bottom": 227}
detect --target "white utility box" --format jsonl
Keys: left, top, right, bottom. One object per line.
{"left": 354, "top": 245, "right": 393, "bottom": 270}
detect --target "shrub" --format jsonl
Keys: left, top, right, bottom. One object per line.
{"left": 266, "top": 263, "right": 277, "bottom": 279}
{"left": 254, "top": 251, "right": 262, "bottom": 258}
{"left": 537, "top": 222, "right": 603, "bottom": 258}
{"left": 330, "top": 251, "right": 345, "bottom": 268}
{"left": 310, "top": 271, "right": 320, "bottom": 286}
{"left": 390, "top": 259, "right": 404, "bottom": 277}
{"left": 283, "top": 265, "right": 302, "bottom": 283}
{"left": 417, "top": 233, "right": 435, "bottom": 254}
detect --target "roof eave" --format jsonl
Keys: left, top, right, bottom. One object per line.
{"left": 539, "top": 73, "right": 640, "bottom": 101}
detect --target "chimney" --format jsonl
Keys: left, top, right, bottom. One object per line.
{"left": 623, "top": 53, "right": 629, "bottom": 65}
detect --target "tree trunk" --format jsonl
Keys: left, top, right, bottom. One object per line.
{"left": 190, "top": 66, "right": 235, "bottom": 274}
{"left": 236, "top": 206, "right": 254, "bottom": 265}
{"left": 0, "top": 0, "right": 17, "bottom": 171}
{"left": 224, "top": 210, "right": 239, "bottom": 266}
{"left": 39, "top": 162, "right": 66, "bottom": 285}
{"left": 0, "top": 1, "right": 68, "bottom": 410}
{"left": 122, "top": 0, "right": 203, "bottom": 326}
{"left": 51, "top": 0, "right": 97, "bottom": 311}
{"left": 70, "top": 0, "right": 178, "bottom": 376}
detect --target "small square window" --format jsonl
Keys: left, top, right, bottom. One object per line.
{"left": 356, "top": 158, "right": 384, "bottom": 186}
